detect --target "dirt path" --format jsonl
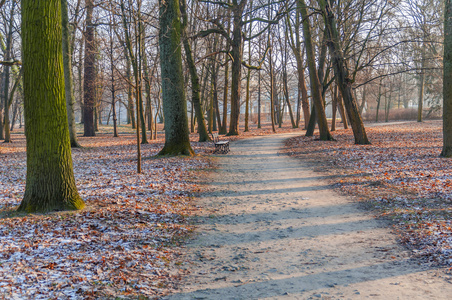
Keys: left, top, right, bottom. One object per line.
{"left": 164, "top": 133, "right": 452, "bottom": 300}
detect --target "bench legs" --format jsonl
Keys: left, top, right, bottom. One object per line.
{"left": 214, "top": 143, "right": 229, "bottom": 154}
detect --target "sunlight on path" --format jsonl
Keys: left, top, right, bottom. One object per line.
{"left": 163, "top": 133, "right": 452, "bottom": 300}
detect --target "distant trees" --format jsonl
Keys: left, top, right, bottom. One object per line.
{"left": 19, "top": 0, "right": 84, "bottom": 212}
{"left": 1, "top": 0, "right": 451, "bottom": 157}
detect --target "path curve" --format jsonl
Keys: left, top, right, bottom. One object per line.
{"left": 164, "top": 133, "right": 452, "bottom": 299}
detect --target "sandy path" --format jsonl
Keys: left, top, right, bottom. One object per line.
{"left": 164, "top": 133, "right": 452, "bottom": 299}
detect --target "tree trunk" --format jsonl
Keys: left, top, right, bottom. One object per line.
{"left": 257, "top": 69, "right": 261, "bottom": 128}
{"left": 442, "top": 0, "right": 452, "bottom": 156}
{"left": 158, "top": 0, "right": 193, "bottom": 156}
{"left": 283, "top": 62, "right": 296, "bottom": 128}
{"left": 319, "top": 0, "right": 369, "bottom": 144}
{"left": 220, "top": 60, "right": 229, "bottom": 134}
{"left": 337, "top": 91, "right": 348, "bottom": 129}
{"left": 83, "top": 0, "right": 96, "bottom": 137}
{"left": 2, "top": 1, "right": 15, "bottom": 143}
{"left": 62, "top": 0, "right": 80, "bottom": 147}
{"left": 299, "top": 0, "right": 333, "bottom": 141}
{"left": 19, "top": 0, "right": 84, "bottom": 212}
{"left": 228, "top": 0, "right": 247, "bottom": 136}
{"left": 180, "top": 0, "right": 209, "bottom": 141}
{"left": 331, "top": 85, "right": 338, "bottom": 131}
{"left": 418, "top": 70, "right": 425, "bottom": 122}
{"left": 269, "top": 41, "right": 276, "bottom": 133}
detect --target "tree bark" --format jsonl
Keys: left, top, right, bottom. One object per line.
{"left": 158, "top": 0, "right": 194, "bottom": 156}
{"left": 299, "top": 0, "right": 333, "bottom": 141}
{"left": 228, "top": 0, "right": 247, "bottom": 136}
{"left": 62, "top": 0, "right": 81, "bottom": 147}
{"left": 83, "top": 0, "right": 96, "bottom": 137}
{"left": 2, "top": 0, "right": 15, "bottom": 142}
{"left": 319, "top": 0, "right": 369, "bottom": 144}
{"left": 180, "top": 0, "right": 209, "bottom": 141}
{"left": 442, "top": 0, "right": 452, "bottom": 157}
{"left": 19, "top": 0, "right": 84, "bottom": 212}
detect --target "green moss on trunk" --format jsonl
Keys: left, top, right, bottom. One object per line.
{"left": 158, "top": 0, "right": 194, "bottom": 156}
{"left": 19, "top": 0, "right": 84, "bottom": 213}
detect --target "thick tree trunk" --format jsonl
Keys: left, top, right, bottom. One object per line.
{"left": 83, "top": 0, "right": 96, "bottom": 137}
{"left": 158, "top": 0, "right": 193, "bottom": 156}
{"left": 319, "top": 0, "right": 369, "bottom": 144}
{"left": 19, "top": 0, "right": 84, "bottom": 212}
{"left": 62, "top": 0, "right": 80, "bottom": 147}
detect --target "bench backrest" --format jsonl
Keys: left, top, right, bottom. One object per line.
{"left": 211, "top": 132, "right": 219, "bottom": 143}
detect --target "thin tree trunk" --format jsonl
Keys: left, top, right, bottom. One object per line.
{"left": 319, "top": 0, "right": 369, "bottom": 144}
{"left": 2, "top": 1, "right": 15, "bottom": 142}
{"left": 331, "top": 85, "right": 338, "bottom": 131}
{"left": 83, "top": 0, "right": 96, "bottom": 137}
{"left": 299, "top": 0, "right": 333, "bottom": 140}
{"left": 180, "top": 0, "right": 209, "bottom": 141}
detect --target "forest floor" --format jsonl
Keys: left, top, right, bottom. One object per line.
{"left": 163, "top": 120, "right": 452, "bottom": 300}
{"left": 1, "top": 121, "right": 452, "bottom": 299}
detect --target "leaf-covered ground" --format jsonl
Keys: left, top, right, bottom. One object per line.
{"left": 0, "top": 131, "right": 213, "bottom": 299}
{"left": 285, "top": 120, "right": 452, "bottom": 268}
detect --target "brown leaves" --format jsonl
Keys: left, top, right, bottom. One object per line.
{"left": 0, "top": 134, "right": 212, "bottom": 298}
{"left": 286, "top": 120, "right": 452, "bottom": 267}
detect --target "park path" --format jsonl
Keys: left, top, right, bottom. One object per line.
{"left": 164, "top": 133, "right": 452, "bottom": 300}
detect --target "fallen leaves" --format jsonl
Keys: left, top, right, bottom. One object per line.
{"left": 285, "top": 120, "right": 452, "bottom": 267}
{"left": 0, "top": 133, "right": 212, "bottom": 299}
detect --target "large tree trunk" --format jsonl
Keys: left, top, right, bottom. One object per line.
{"left": 19, "top": 0, "right": 84, "bottom": 212}
{"left": 442, "top": 0, "right": 452, "bottom": 157}
{"left": 62, "top": 0, "right": 80, "bottom": 147}
{"left": 83, "top": 0, "right": 96, "bottom": 137}
{"left": 158, "top": 0, "right": 193, "bottom": 156}
{"left": 299, "top": 0, "right": 333, "bottom": 141}
{"left": 319, "top": 0, "right": 369, "bottom": 145}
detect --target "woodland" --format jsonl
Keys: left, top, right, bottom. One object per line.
{"left": 0, "top": 0, "right": 452, "bottom": 298}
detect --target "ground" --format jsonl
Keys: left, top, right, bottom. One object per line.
{"left": 1, "top": 121, "right": 452, "bottom": 299}
{"left": 163, "top": 129, "right": 452, "bottom": 299}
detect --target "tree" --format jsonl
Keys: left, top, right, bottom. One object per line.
{"left": 180, "top": 0, "right": 210, "bottom": 142}
{"left": 83, "top": 0, "right": 96, "bottom": 137}
{"left": 158, "top": 0, "right": 194, "bottom": 156}
{"left": 299, "top": 0, "right": 334, "bottom": 141}
{"left": 442, "top": 0, "right": 452, "bottom": 157}
{"left": 62, "top": 0, "right": 81, "bottom": 147}
{"left": 318, "top": 0, "right": 370, "bottom": 145}
{"left": 18, "top": 0, "right": 84, "bottom": 212}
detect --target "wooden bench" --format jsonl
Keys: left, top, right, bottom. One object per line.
{"left": 211, "top": 133, "right": 229, "bottom": 154}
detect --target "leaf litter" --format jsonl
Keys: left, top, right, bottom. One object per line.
{"left": 285, "top": 120, "right": 452, "bottom": 269}
{"left": 0, "top": 134, "right": 212, "bottom": 299}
